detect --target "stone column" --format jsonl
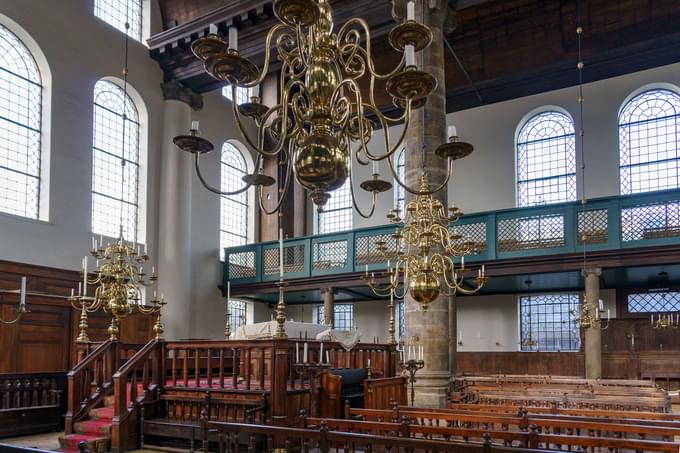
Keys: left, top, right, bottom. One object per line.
{"left": 157, "top": 97, "right": 194, "bottom": 340}
{"left": 401, "top": 0, "right": 452, "bottom": 408}
{"left": 583, "top": 268, "right": 603, "bottom": 379}
{"left": 322, "top": 287, "right": 335, "bottom": 328}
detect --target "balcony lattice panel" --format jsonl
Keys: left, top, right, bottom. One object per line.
{"left": 355, "top": 233, "right": 397, "bottom": 265}
{"left": 228, "top": 251, "right": 256, "bottom": 279}
{"left": 313, "top": 240, "right": 348, "bottom": 271}
{"left": 577, "top": 209, "right": 608, "bottom": 245}
{"left": 450, "top": 221, "right": 487, "bottom": 255}
{"left": 621, "top": 200, "right": 680, "bottom": 242}
{"left": 263, "top": 244, "right": 305, "bottom": 276}
{"left": 498, "top": 214, "right": 565, "bottom": 252}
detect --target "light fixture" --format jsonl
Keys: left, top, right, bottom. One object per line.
{"left": 362, "top": 172, "right": 487, "bottom": 310}
{"left": 69, "top": 227, "right": 166, "bottom": 342}
{"left": 651, "top": 312, "right": 678, "bottom": 330}
{"left": 172, "top": 0, "right": 458, "bottom": 217}
{"left": 520, "top": 279, "right": 538, "bottom": 349}
{"left": 572, "top": 295, "right": 610, "bottom": 331}
{"left": 0, "top": 277, "right": 29, "bottom": 324}
{"left": 68, "top": 7, "right": 165, "bottom": 342}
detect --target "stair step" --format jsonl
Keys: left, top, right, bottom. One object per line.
{"left": 89, "top": 406, "right": 114, "bottom": 420}
{"left": 74, "top": 419, "right": 112, "bottom": 437}
{"left": 58, "top": 433, "right": 110, "bottom": 453}
{"left": 103, "top": 395, "right": 115, "bottom": 407}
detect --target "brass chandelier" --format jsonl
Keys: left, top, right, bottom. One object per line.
{"left": 69, "top": 228, "right": 166, "bottom": 342}
{"left": 363, "top": 173, "right": 488, "bottom": 309}
{"left": 173, "top": 0, "right": 465, "bottom": 215}
{"left": 571, "top": 295, "right": 609, "bottom": 331}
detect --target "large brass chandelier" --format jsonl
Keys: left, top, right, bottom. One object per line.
{"left": 173, "top": 0, "right": 460, "bottom": 214}
{"left": 363, "top": 173, "right": 488, "bottom": 309}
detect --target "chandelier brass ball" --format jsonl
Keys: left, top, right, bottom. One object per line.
{"left": 409, "top": 271, "right": 440, "bottom": 309}
{"left": 294, "top": 131, "right": 348, "bottom": 193}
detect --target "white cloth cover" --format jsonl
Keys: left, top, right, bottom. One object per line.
{"left": 315, "top": 328, "right": 362, "bottom": 351}
{"left": 231, "top": 321, "right": 328, "bottom": 340}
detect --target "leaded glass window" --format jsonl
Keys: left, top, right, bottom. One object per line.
{"left": 229, "top": 299, "right": 247, "bottom": 332}
{"left": 317, "top": 179, "right": 352, "bottom": 234}
{"left": 619, "top": 89, "right": 680, "bottom": 195}
{"left": 395, "top": 148, "right": 405, "bottom": 214}
{"left": 94, "top": 0, "right": 143, "bottom": 41}
{"left": 519, "top": 293, "right": 580, "bottom": 352}
{"left": 628, "top": 292, "right": 680, "bottom": 313}
{"left": 315, "top": 303, "right": 353, "bottom": 331}
{"left": 516, "top": 111, "right": 576, "bottom": 207}
{"left": 92, "top": 80, "right": 140, "bottom": 240}
{"left": 0, "top": 24, "right": 42, "bottom": 219}
{"left": 220, "top": 142, "right": 248, "bottom": 260}
{"left": 222, "top": 85, "right": 250, "bottom": 106}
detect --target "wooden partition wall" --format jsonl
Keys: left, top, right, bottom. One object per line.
{"left": 0, "top": 260, "right": 153, "bottom": 373}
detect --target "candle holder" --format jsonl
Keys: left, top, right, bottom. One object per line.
{"left": 399, "top": 359, "right": 425, "bottom": 407}
{"left": 294, "top": 361, "right": 331, "bottom": 417}
{"left": 273, "top": 279, "right": 288, "bottom": 339}
{"left": 0, "top": 278, "right": 30, "bottom": 324}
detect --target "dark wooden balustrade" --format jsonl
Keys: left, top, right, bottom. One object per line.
{"left": 0, "top": 371, "right": 66, "bottom": 438}
{"left": 111, "top": 339, "right": 163, "bottom": 452}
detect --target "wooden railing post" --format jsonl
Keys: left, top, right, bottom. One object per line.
{"left": 271, "top": 340, "right": 289, "bottom": 448}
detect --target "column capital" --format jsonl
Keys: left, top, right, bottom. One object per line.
{"left": 161, "top": 80, "right": 203, "bottom": 110}
{"left": 581, "top": 267, "right": 602, "bottom": 277}
{"left": 320, "top": 287, "right": 335, "bottom": 295}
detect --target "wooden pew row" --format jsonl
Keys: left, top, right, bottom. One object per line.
{"left": 463, "top": 383, "right": 664, "bottom": 396}
{"left": 471, "top": 391, "right": 669, "bottom": 412}
{"left": 348, "top": 407, "right": 680, "bottom": 442}
{"left": 448, "top": 402, "right": 680, "bottom": 422}
{"left": 201, "top": 419, "right": 560, "bottom": 453}
{"left": 310, "top": 415, "right": 680, "bottom": 452}
{"left": 456, "top": 375, "right": 655, "bottom": 387}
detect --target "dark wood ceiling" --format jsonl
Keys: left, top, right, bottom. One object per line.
{"left": 150, "top": 0, "right": 680, "bottom": 112}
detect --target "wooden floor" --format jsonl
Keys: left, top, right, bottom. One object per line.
{"left": 1, "top": 432, "right": 160, "bottom": 453}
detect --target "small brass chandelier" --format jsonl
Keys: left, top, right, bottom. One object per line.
{"left": 520, "top": 280, "right": 538, "bottom": 349}
{"left": 362, "top": 172, "right": 488, "bottom": 309}
{"left": 173, "top": 0, "right": 461, "bottom": 216}
{"left": 69, "top": 227, "right": 165, "bottom": 342}
{"left": 68, "top": 9, "right": 165, "bottom": 343}
{"left": 572, "top": 295, "right": 609, "bottom": 331}
{"left": 651, "top": 312, "right": 678, "bottom": 330}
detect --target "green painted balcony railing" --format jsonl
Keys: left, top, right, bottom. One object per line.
{"left": 223, "top": 189, "right": 680, "bottom": 285}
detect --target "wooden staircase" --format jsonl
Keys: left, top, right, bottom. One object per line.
{"left": 58, "top": 395, "right": 114, "bottom": 453}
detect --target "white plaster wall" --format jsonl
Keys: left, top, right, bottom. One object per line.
{"left": 0, "top": 0, "right": 164, "bottom": 272}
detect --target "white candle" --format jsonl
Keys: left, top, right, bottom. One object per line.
{"left": 607, "top": 308, "right": 610, "bottom": 320}
{"left": 296, "top": 342, "right": 300, "bottom": 363}
{"left": 598, "top": 299, "right": 603, "bottom": 311}
{"left": 406, "top": 1, "right": 415, "bottom": 20}
{"left": 481, "top": 264, "right": 485, "bottom": 275}
{"left": 405, "top": 44, "right": 415, "bottom": 67}
{"left": 400, "top": 349, "right": 404, "bottom": 362}
{"left": 20, "top": 276, "right": 26, "bottom": 307}
{"left": 92, "top": 237, "right": 96, "bottom": 250}
{"left": 319, "top": 342, "right": 323, "bottom": 363}
{"left": 367, "top": 358, "right": 371, "bottom": 369}
{"left": 227, "top": 281, "right": 231, "bottom": 301}
{"left": 191, "top": 120, "right": 199, "bottom": 131}
{"left": 82, "top": 257, "right": 88, "bottom": 294}
{"left": 651, "top": 313, "right": 654, "bottom": 326}
{"left": 99, "top": 234, "right": 103, "bottom": 248}
{"left": 326, "top": 350, "right": 330, "bottom": 364}
{"left": 228, "top": 26, "right": 238, "bottom": 51}
{"left": 303, "top": 342, "right": 308, "bottom": 364}
{"left": 279, "top": 228, "right": 284, "bottom": 277}
{"left": 251, "top": 85, "right": 260, "bottom": 98}
{"left": 365, "top": 264, "right": 368, "bottom": 275}
{"left": 71, "top": 288, "right": 75, "bottom": 297}
{"left": 78, "top": 282, "right": 82, "bottom": 296}
{"left": 461, "top": 256, "right": 465, "bottom": 269}
{"left": 448, "top": 125, "right": 457, "bottom": 139}
{"left": 209, "top": 23, "right": 218, "bottom": 35}
{"left": 372, "top": 159, "right": 379, "bottom": 175}
{"left": 152, "top": 265, "right": 155, "bottom": 275}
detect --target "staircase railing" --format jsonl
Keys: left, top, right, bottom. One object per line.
{"left": 64, "top": 340, "right": 116, "bottom": 434}
{"left": 111, "top": 339, "right": 163, "bottom": 452}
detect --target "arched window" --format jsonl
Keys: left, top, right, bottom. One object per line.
{"left": 619, "top": 88, "right": 680, "bottom": 195}
{"left": 516, "top": 111, "right": 576, "bottom": 207}
{"left": 220, "top": 142, "right": 248, "bottom": 259}
{"left": 395, "top": 148, "right": 405, "bottom": 213}
{"left": 92, "top": 79, "right": 140, "bottom": 241}
{"left": 0, "top": 24, "right": 43, "bottom": 219}
{"left": 317, "top": 179, "right": 352, "bottom": 234}
{"left": 94, "top": 0, "right": 143, "bottom": 41}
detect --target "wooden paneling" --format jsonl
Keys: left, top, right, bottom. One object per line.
{"left": 0, "top": 260, "right": 153, "bottom": 373}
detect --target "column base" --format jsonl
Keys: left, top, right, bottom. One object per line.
{"left": 412, "top": 371, "right": 450, "bottom": 408}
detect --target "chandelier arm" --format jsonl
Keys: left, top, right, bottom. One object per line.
{"left": 257, "top": 143, "right": 294, "bottom": 216}
{"left": 194, "top": 152, "right": 253, "bottom": 196}
{"left": 348, "top": 161, "right": 377, "bottom": 219}
{"left": 337, "top": 18, "right": 405, "bottom": 80}
{"left": 0, "top": 307, "right": 24, "bottom": 324}
{"left": 239, "top": 23, "right": 296, "bottom": 89}
{"left": 388, "top": 155, "right": 453, "bottom": 196}
{"left": 357, "top": 101, "right": 411, "bottom": 163}
{"left": 230, "top": 86, "right": 288, "bottom": 157}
